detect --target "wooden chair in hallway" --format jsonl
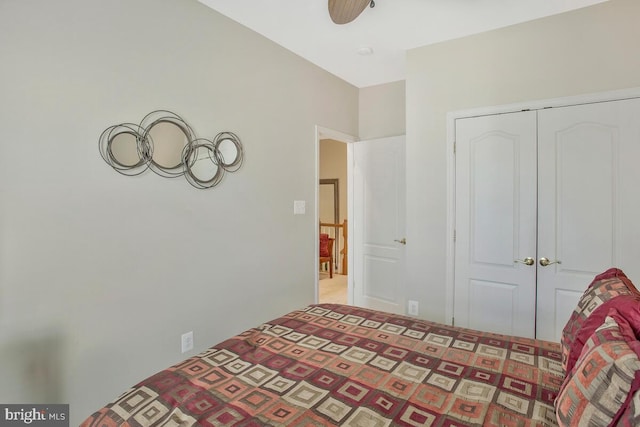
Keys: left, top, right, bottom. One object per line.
{"left": 319, "top": 234, "right": 335, "bottom": 278}
{"left": 319, "top": 219, "right": 348, "bottom": 275}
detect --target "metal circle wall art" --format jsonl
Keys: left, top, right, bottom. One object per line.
{"left": 99, "top": 110, "right": 244, "bottom": 189}
{"left": 140, "top": 110, "right": 195, "bottom": 178}
{"left": 214, "top": 132, "right": 244, "bottom": 172}
{"left": 99, "top": 123, "right": 151, "bottom": 176}
{"left": 182, "top": 138, "right": 224, "bottom": 189}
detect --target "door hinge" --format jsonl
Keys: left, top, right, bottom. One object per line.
{"left": 453, "top": 229, "right": 456, "bottom": 242}
{"left": 452, "top": 317, "right": 455, "bottom": 327}
{"left": 453, "top": 141, "right": 456, "bottom": 154}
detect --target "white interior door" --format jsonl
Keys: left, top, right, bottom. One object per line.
{"left": 454, "top": 111, "right": 538, "bottom": 338}
{"left": 536, "top": 98, "right": 640, "bottom": 341}
{"left": 353, "top": 136, "right": 406, "bottom": 314}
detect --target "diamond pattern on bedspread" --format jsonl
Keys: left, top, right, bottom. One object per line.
{"left": 81, "top": 304, "right": 563, "bottom": 427}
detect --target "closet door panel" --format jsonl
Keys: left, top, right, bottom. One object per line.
{"left": 472, "top": 137, "right": 517, "bottom": 265}
{"left": 454, "top": 111, "right": 537, "bottom": 338}
{"left": 536, "top": 98, "right": 640, "bottom": 341}
{"left": 557, "top": 123, "right": 616, "bottom": 271}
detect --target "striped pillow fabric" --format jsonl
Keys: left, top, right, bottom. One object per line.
{"left": 618, "top": 387, "right": 640, "bottom": 426}
{"left": 560, "top": 268, "right": 638, "bottom": 372}
{"left": 555, "top": 310, "right": 640, "bottom": 427}
{"left": 565, "top": 294, "right": 640, "bottom": 374}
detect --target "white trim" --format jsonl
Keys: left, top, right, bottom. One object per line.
{"left": 449, "top": 86, "right": 640, "bottom": 121}
{"left": 315, "top": 126, "right": 357, "bottom": 304}
{"left": 445, "top": 115, "right": 456, "bottom": 326}
{"left": 445, "top": 86, "right": 640, "bottom": 323}
{"left": 347, "top": 142, "right": 354, "bottom": 305}
{"left": 317, "top": 126, "right": 358, "bottom": 144}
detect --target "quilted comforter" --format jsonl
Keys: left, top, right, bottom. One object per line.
{"left": 81, "top": 304, "right": 563, "bottom": 426}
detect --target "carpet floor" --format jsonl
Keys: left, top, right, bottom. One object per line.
{"left": 318, "top": 273, "right": 347, "bottom": 304}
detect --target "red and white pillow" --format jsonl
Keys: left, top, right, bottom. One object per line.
{"left": 560, "top": 268, "right": 639, "bottom": 372}
{"left": 556, "top": 310, "right": 640, "bottom": 426}
{"left": 556, "top": 268, "right": 640, "bottom": 427}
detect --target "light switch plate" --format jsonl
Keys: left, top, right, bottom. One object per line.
{"left": 294, "top": 200, "right": 306, "bottom": 215}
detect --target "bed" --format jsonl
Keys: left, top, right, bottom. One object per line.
{"left": 81, "top": 268, "right": 640, "bottom": 427}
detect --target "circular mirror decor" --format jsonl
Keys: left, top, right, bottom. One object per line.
{"left": 98, "top": 123, "right": 150, "bottom": 176}
{"left": 99, "top": 110, "right": 243, "bottom": 189}
{"left": 110, "top": 132, "right": 141, "bottom": 167}
{"left": 214, "top": 132, "right": 244, "bottom": 172}
{"left": 182, "top": 139, "right": 224, "bottom": 189}
{"left": 140, "top": 110, "right": 195, "bottom": 178}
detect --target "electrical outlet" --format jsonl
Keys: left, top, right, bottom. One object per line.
{"left": 408, "top": 300, "right": 419, "bottom": 316}
{"left": 181, "top": 331, "right": 194, "bottom": 353}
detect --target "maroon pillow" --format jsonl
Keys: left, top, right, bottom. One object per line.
{"left": 556, "top": 309, "right": 640, "bottom": 427}
{"left": 560, "top": 268, "right": 639, "bottom": 372}
{"left": 592, "top": 268, "right": 639, "bottom": 293}
{"left": 594, "top": 267, "right": 630, "bottom": 282}
{"left": 319, "top": 234, "right": 330, "bottom": 257}
{"left": 566, "top": 294, "right": 640, "bottom": 373}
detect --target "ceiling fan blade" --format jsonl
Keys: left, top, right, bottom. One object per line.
{"left": 328, "top": 0, "right": 371, "bottom": 25}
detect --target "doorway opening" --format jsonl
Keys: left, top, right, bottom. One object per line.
{"left": 315, "top": 126, "right": 355, "bottom": 305}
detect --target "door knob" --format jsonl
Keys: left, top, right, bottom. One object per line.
{"left": 394, "top": 238, "right": 407, "bottom": 245}
{"left": 539, "top": 257, "right": 561, "bottom": 267}
{"left": 514, "top": 257, "right": 535, "bottom": 266}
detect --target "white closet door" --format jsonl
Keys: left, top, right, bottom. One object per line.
{"left": 454, "top": 111, "right": 538, "bottom": 338}
{"left": 536, "top": 98, "right": 640, "bottom": 341}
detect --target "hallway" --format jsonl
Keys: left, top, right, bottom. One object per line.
{"left": 318, "top": 273, "right": 347, "bottom": 304}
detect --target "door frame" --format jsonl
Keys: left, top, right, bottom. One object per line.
{"left": 315, "top": 126, "right": 357, "bottom": 304}
{"left": 445, "top": 86, "right": 640, "bottom": 325}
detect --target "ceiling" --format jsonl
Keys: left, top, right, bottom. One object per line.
{"left": 198, "top": 0, "right": 609, "bottom": 88}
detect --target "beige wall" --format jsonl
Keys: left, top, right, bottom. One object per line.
{"left": 405, "top": 0, "right": 640, "bottom": 322}
{"left": 359, "top": 80, "right": 406, "bottom": 139}
{"left": 0, "top": 0, "right": 358, "bottom": 423}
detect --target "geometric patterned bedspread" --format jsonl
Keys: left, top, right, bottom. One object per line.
{"left": 81, "top": 304, "right": 563, "bottom": 427}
